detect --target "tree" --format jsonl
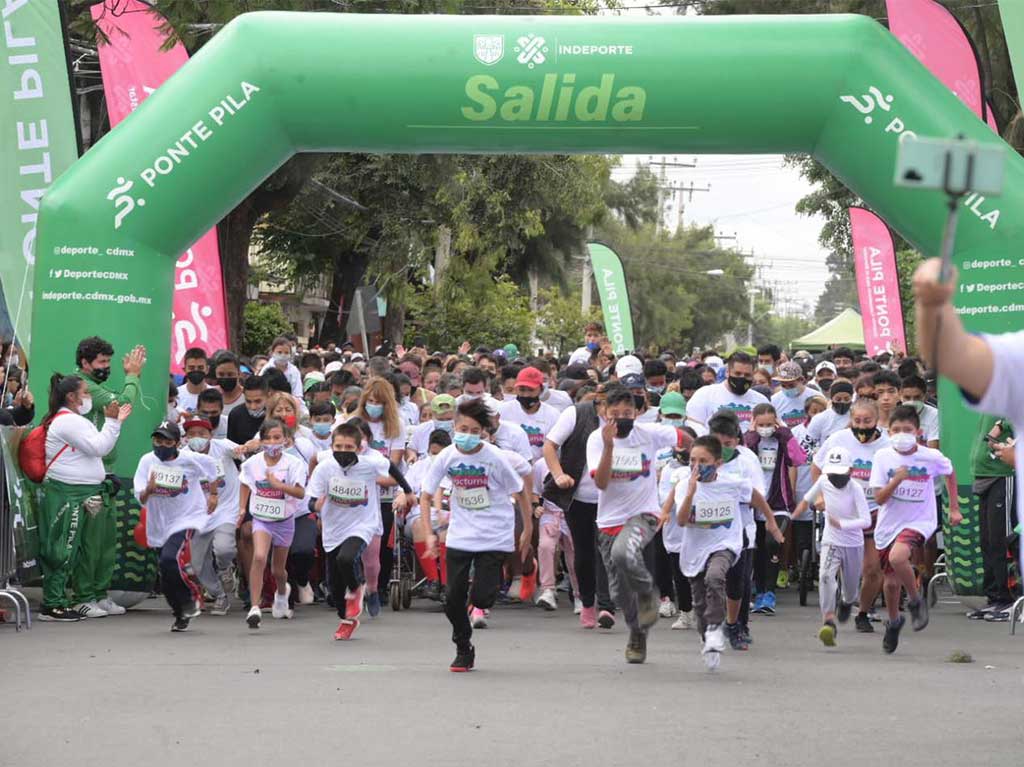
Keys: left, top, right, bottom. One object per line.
{"left": 241, "top": 301, "right": 292, "bottom": 356}
{"left": 536, "top": 287, "right": 603, "bottom": 356}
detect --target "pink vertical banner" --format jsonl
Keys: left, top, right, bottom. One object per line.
{"left": 849, "top": 207, "right": 907, "bottom": 357}
{"left": 91, "top": 1, "right": 230, "bottom": 367}
{"left": 886, "top": 0, "right": 986, "bottom": 122}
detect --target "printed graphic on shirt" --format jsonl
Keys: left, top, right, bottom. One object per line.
{"left": 448, "top": 462, "right": 491, "bottom": 510}
{"left": 251, "top": 480, "right": 287, "bottom": 520}
{"left": 851, "top": 459, "right": 875, "bottom": 499}
{"left": 723, "top": 403, "right": 753, "bottom": 422}
{"left": 370, "top": 438, "right": 389, "bottom": 456}
{"left": 519, "top": 423, "right": 544, "bottom": 447}
{"left": 610, "top": 447, "right": 651, "bottom": 481}
{"left": 778, "top": 407, "right": 806, "bottom": 428}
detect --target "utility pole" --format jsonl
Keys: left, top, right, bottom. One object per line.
{"left": 581, "top": 225, "right": 593, "bottom": 312}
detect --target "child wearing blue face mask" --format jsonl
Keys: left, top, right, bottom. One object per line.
{"left": 420, "top": 399, "right": 532, "bottom": 672}
{"left": 308, "top": 400, "right": 337, "bottom": 453}
{"left": 666, "top": 436, "right": 752, "bottom": 672}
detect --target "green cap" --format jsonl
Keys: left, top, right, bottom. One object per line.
{"left": 503, "top": 343, "right": 519, "bottom": 357}
{"left": 430, "top": 393, "right": 456, "bottom": 414}
{"left": 303, "top": 371, "right": 326, "bottom": 392}
{"left": 659, "top": 391, "right": 687, "bottom": 418}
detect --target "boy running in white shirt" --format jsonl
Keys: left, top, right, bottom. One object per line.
{"left": 870, "top": 405, "right": 962, "bottom": 653}
{"left": 792, "top": 446, "right": 871, "bottom": 647}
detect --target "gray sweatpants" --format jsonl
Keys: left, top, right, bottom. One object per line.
{"left": 596, "top": 514, "right": 659, "bottom": 631}
{"left": 689, "top": 550, "right": 733, "bottom": 636}
{"left": 190, "top": 523, "right": 237, "bottom": 598}
{"left": 818, "top": 542, "right": 862, "bottom": 620}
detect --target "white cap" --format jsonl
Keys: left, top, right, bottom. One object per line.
{"left": 324, "top": 361, "right": 343, "bottom": 375}
{"left": 823, "top": 446, "right": 852, "bottom": 475}
{"left": 815, "top": 360, "right": 838, "bottom": 375}
{"left": 704, "top": 355, "right": 724, "bottom": 372}
{"left": 615, "top": 354, "right": 643, "bottom": 379}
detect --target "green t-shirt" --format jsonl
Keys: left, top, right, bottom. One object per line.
{"left": 76, "top": 367, "right": 141, "bottom": 470}
{"left": 970, "top": 414, "right": 1015, "bottom": 479}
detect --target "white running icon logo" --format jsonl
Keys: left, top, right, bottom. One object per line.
{"left": 515, "top": 34, "right": 548, "bottom": 68}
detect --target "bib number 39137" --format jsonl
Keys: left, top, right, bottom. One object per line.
{"left": 154, "top": 467, "right": 184, "bottom": 491}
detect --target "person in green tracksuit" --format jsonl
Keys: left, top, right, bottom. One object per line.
{"left": 71, "top": 336, "right": 148, "bottom": 612}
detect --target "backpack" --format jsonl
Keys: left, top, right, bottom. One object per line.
{"left": 18, "top": 411, "right": 70, "bottom": 483}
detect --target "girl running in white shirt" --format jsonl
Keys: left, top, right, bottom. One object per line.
{"left": 532, "top": 459, "right": 579, "bottom": 611}
{"left": 400, "top": 429, "right": 453, "bottom": 600}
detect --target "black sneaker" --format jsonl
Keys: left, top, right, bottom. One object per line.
{"left": 855, "top": 612, "right": 875, "bottom": 633}
{"left": 171, "top": 616, "right": 191, "bottom": 632}
{"left": 597, "top": 610, "right": 616, "bottom": 630}
{"left": 38, "top": 605, "right": 82, "bottom": 622}
{"left": 725, "top": 622, "right": 749, "bottom": 651}
{"left": 882, "top": 615, "right": 905, "bottom": 654}
{"left": 450, "top": 644, "right": 475, "bottom": 672}
{"left": 837, "top": 601, "right": 852, "bottom": 624}
{"left": 624, "top": 629, "right": 647, "bottom": 664}
{"left": 966, "top": 604, "right": 998, "bottom": 620}
{"left": 740, "top": 624, "right": 753, "bottom": 645}
{"left": 985, "top": 608, "right": 1011, "bottom": 623}
{"left": 908, "top": 596, "right": 929, "bottom": 632}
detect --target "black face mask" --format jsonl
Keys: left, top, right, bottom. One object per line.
{"left": 832, "top": 401, "right": 851, "bottom": 416}
{"left": 852, "top": 426, "right": 879, "bottom": 444}
{"left": 615, "top": 418, "right": 635, "bottom": 438}
{"left": 154, "top": 445, "right": 178, "bottom": 461}
{"left": 185, "top": 370, "right": 206, "bottom": 386}
{"left": 818, "top": 379, "right": 835, "bottom": 395}
{"left": 647, "top": 392, "right": 662, "bottom": 409}
{"left": 334, "top": 450, "right": 358, "bottom": 468}
{"left": 632, "top": 394, "right": 646, "bottom": 411}
{"left": 217, "top": 377, "right": 238, "bottom": 392}
{"left": 91, "top": 366, "right": 111, "bottom": 383}
{"left": 727, "top": 376, "right": 751, "bottom": 395}
{"left": 517, "top": 395, "right": 540, "bottom": 409}
{"left": 828, "top": 474, "right": 851, "bottom": 489}
{"left": 201, "top": 413, "right": 220, "bottom": 429}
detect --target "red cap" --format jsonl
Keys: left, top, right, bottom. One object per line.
{"left": 182, "top": 418, "right": 213, "bottom": 432}
{"left": 515, "top": 366, "right": 546, "bottom": 389}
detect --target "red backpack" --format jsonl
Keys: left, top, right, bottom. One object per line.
{"left": 18, "top": 411, "right": 70, "bottom": 483}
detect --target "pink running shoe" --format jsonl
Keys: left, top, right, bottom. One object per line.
{"left": 580, "top": 605, "right": 597, "bottom": 629}
{"left": 345, "top": 585, "right": 365, "bottom": 620}
{"left": 470, "top": 607, "right": 488, "bottom": 629}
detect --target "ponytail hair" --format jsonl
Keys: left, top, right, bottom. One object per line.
{"left": 47, "top": 373, "right": 83, "bottom": 422}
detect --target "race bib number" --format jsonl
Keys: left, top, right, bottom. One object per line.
{"left": 611, "top": 448, "right": 643, "bottom": 475}
{"left": 455, "top": 485, "right": 490, "bottom": 511}
{"left": 693, "top": 501, "right": 734, "bottom": 526}
{"left": 251, "top": 494, "right": 287, "bottom": 521}
{"left": 153, "top": 467, "right": 184, "bottom": 491}
{"left": 759, "top": 449, "right": 777, "bottom": 472}
{"left": 380, "top": 484, "right": 398, "bottom": 501}
{"left": 329, "top": 476, "right": 368, "bottom": 507}
{"left": 893, "top": 483, "right": 927, "bottom": 503}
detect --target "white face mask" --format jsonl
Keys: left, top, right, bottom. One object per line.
{"left": 756, "top": 426, "right": 776, "bottom": 439}
{"left": 890, "top": 432, "right": 918, "bottom": 453}
{"left": 78, "top": 395, "right": 93, "bottom": 416}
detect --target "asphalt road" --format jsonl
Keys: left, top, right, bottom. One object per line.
{"left": 2, "top": 588, "right": 1021, "bottom": 767}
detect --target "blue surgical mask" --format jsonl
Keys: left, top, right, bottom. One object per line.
{"left": 273, "top": 352, "right": 290, "bottom": 366}
{"left": 187, "top": 437, "right": 209, "bottom": 453}
{"left": 697, "top": 464, "right": 716, "bottom": 481}
{"left": 435, "top": 419, "right": 454, "bottom": 433}
{"left": 647, "top": 385, "right": 665, "bottom": 396}
{"left": 365, "top": 403, "right": 384, "bottom": 419}
{"left": 783, "top": 386, "right": 801, "bottom": 399}
{"left": 586, "top": 341, "right": 599, "bottom": 352}
{"left": 312, "top": 422, "right": 332, "bottom": 438}
{"left": 453, "top": 432, "right": 482, "bottom": 452}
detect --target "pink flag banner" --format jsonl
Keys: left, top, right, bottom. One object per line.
{"left": 849, "top": 207, "right": 907, "bottom": 357}
{"left": 91, "top": 1, "right": 229, "bottom": 367}
{"left": 886, "top": 0, "right": 986, "bottom": 121}
{"left": 986, "top": 101, "right": 999, "bottom": 134}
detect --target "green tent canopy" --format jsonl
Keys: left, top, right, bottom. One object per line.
{"left": 791, "top": 308, "right": 866, "bottom": 352}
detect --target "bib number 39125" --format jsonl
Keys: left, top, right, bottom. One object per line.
{"left": 693, "top": 502, "right": 734, "bottom": 526}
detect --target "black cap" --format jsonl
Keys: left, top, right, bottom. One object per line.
{"left": 151, "top": 420, "right": 181, "bottom": 441}
{"left": 341, "top": 340, "right": 354, "bottom": 350}
{"left": 561, "top": 363, "right": 591, "bottom": 382}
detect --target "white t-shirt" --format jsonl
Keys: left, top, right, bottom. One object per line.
{"left": 408, "top": 419, "right": 454, "bottom": 457}
{"left": 918, "top": 404, "right": 940, "bottom": 444}
{"left": 176, "top": 384, "right": 208, "bottom": 415}
{"left": 815, "top": 429, "right": 891, "bottom": 511}
{"left": 685, "top": 382, "right": 769, "bottom": 434}
{"left": 771, "top": 388, "right": 819, "bottom": 429}
{"left": 791, "top": 423, "right": 817, "bottom": 519}
{"left": 586, "top": 423, "right": 679, "bottom": 528}
{"left": 491, "top": 420, "right": 533, "bottom": 459}
{"left": 423, "top": 442, "right": 524, "bottom": 552}
{"left": 546, "top": 405, "right": 602, "bottom": 504}
{"left": 658, "top": 458, "right": 685, "bottom": 553}
{"left": 367, "top": 419, "right": 405, "bottom": 501}
{"left": 46, "top": 408, "right": 122, "bottom": 485}
{"left": 308, "top": 451, "right": 390, "bottom": 550}
{"left": 964, "top": 331, "right": 1024, "bottom": 523}
{"left": 568, "top": 346, "right": 593, "bottom": 366}
{"left": 870, "top": 445, "right": 953, "bottom": 549}
{"left": 718, "top": 446, "right": 765, "bottom": 549}
{"left": 399, "top": 398, "right": 421, "bottom": 428}
{"left": 498, "top": 399, "right": 560, "bottom": 462}
{"left": 133, "top": 451, "right": 217, "bottom": 547}
{"left": 239, "top": 451, "right": 308, "bottom": 522}
{"left": 541, "top": 387, "right": 573, "bottom": 413}
{"left": 182, "top": 439, "right": 240, "bottom": 532}
{"left": 673, "top": 468, "right": 751, "bottom": 577}
{"left": 807, "top": 408, "right": 850, "bottom": 446}
{"left": 803, "top": 475, "right": 871, "bottom": 548}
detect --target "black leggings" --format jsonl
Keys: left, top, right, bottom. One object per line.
{"left": 791, "top": 519, "right": 814, "bottom": 569}
{"left": 445, "top": 547, "right": 505, "bottom": 648}
{"left": 378, "top": 502, "right": 394, "bottom": 593}
{"left": 653, "top": 533, "right": 676, "bottom": 602}
{"left": 668, "top": 552, "right": 693, "bottom": 612}
{"left": 726, "top": 547, "right": 754, "bottom": 627}
{"left": 565, "top": 499, "right": 615, "bottom": 612}
{"left": 287, "top": 514, "right": 318, "bottom": 588}
{"left": 754, "top": 515, "right": 789, "bottom": 594}
{"left": 327, "top": 537, "right": 367, "bottom": 618}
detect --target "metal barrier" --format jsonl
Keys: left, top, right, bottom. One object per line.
{"left": 0, "top": 435, "right": 31, "bottom": 631}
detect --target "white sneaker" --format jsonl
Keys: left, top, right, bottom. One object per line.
{"left": 210, "top": 594, "right": 231, "bottom": 616}
{"left": 219, "top": 568, "right": 237, "bottom": 596}
{"left": 95, "top": 597, "right": 126, "bottom": 616}
{"left": 297, "top": 582, "right": 315, "bottom": 605}
{"left": 658, "top": 597, "right": 678, "bottom": 618}
{"left": 701, "top": 640, "right": 721, "bottom": 671}
{"left": 536, "top": 588, "right": 557, "bottom": 611}
{"left": 704, "top": 623, "right": 727, "bottom": 653}
{"left": 574, "top": 598, "right": 583, "bottom": 615}
{"left": 470, "top": 607, "right": 488, "bottom": 629}
{"left": 671, "top": 610, "right": 696, "bottom": 630}
{"left": 271, "top": 586, "right": 293, "bottom": 619}
{"left": 182, "top": 600, "right": 202, "bottom": 620}
{"left": 246, "top": 605, "right": 262, "bottom": 629}
{"left": 74, "top": 602, "right": 108, "bottom": 619}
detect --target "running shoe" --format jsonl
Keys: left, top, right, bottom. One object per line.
{"left": 597, "top": 610, "right": 616, "bottom": 630}
{"left": 296, "top": 582, "right": 315, "bottom": 605}
{"left": 574, "top": 598, "right": 583, "bottom": 615}
{"left": 96, "top": 598, "right": 126, "bottom": 616}
{"left": 333, "top": 618, "right": 359, "bottom": 640}
{"left": 658, "top": 597, "right": 678, "bottom": 618}
{"left": 171, "top": 616, "right": 190, "bottom": 632}
{"left": 725, "top": 622, "right": 748, "bottom": 650}
{"left": 73, "top": 602, "right": 108, "bottom": 619}
{"left": 836, "top": 600, "right": 852, "bottom": 624}
{"left": 624, "top": 629, "right": 647, "bottom": 664}
{"left": 908, "top": 596, "right": 929, "bottom": 632}
{"left": 704, "top": 623, "right": 726, "bottom": 653}
{"left": 701, "top": 639, "right": 721, "bottom": 671}
{"left": 182, "top": 600, "right": 202, "bottom": 620}
{"left": 740, "top": 624, "right": 753, "bottom": 645}
{"left": 366, "top": 591, "right": 381, "bottom": 618}
{"left": 882, "top": 614, "right": 905, "bottom": 654}
{"left": 751, "top": 593, "right": 768, "bottom": 614}
{"left": 984, "top": 607, "right": 1012, "bottom": 623}
{"left": 520, "top": 560, "right": 538, "bottom": 603}
{"left": 818, "top": 621, "right": 837, "bottom": 647}
{"left": 450, "top": 644, "right": 475, "bottom": 672}
{"left": 966, "top": 604, "right": 1000, "bottom": 620}
{"left": 210, "top": 594, "right": 231, "bottom": 616}
{"left": 672, "top": 610, "right": 696, "bottom": 631}
{"left": 637, "top": 591, "right": 659, "bottom": 629}
{"left": 38, "top": 605, "right": 82, "bottom": 622}
{"left": 470, "top": 607, "right": 488, "bottom": 629}
{"left": 762, "top": 592, "right": 777, "bottom": 615}
{"left": 344, "top": 585, "right": 365, "bottom": 620}
{"left": 272, "top": 589, "right": 293, "bottom": 620}
{"left": 536, "top": 588, "right": 557, "bottom": 611}
{"left": 220, "top": 568, "right": 237, "bottom": 597}
{"left": 777, "top": 570, "right": 790, "bottom": 590}
{"left": 855, "top": 612, "right": 875, "bottom": 633}
{"left": 580, "top": 605, "right": 597, "bottom": 629}
{"left": 246, "top": 605, "right": 262, "bottom": 629}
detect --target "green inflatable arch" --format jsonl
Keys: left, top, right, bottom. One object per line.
{"left": 31, "top": 12, "right": 1024, "bottom": 589}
